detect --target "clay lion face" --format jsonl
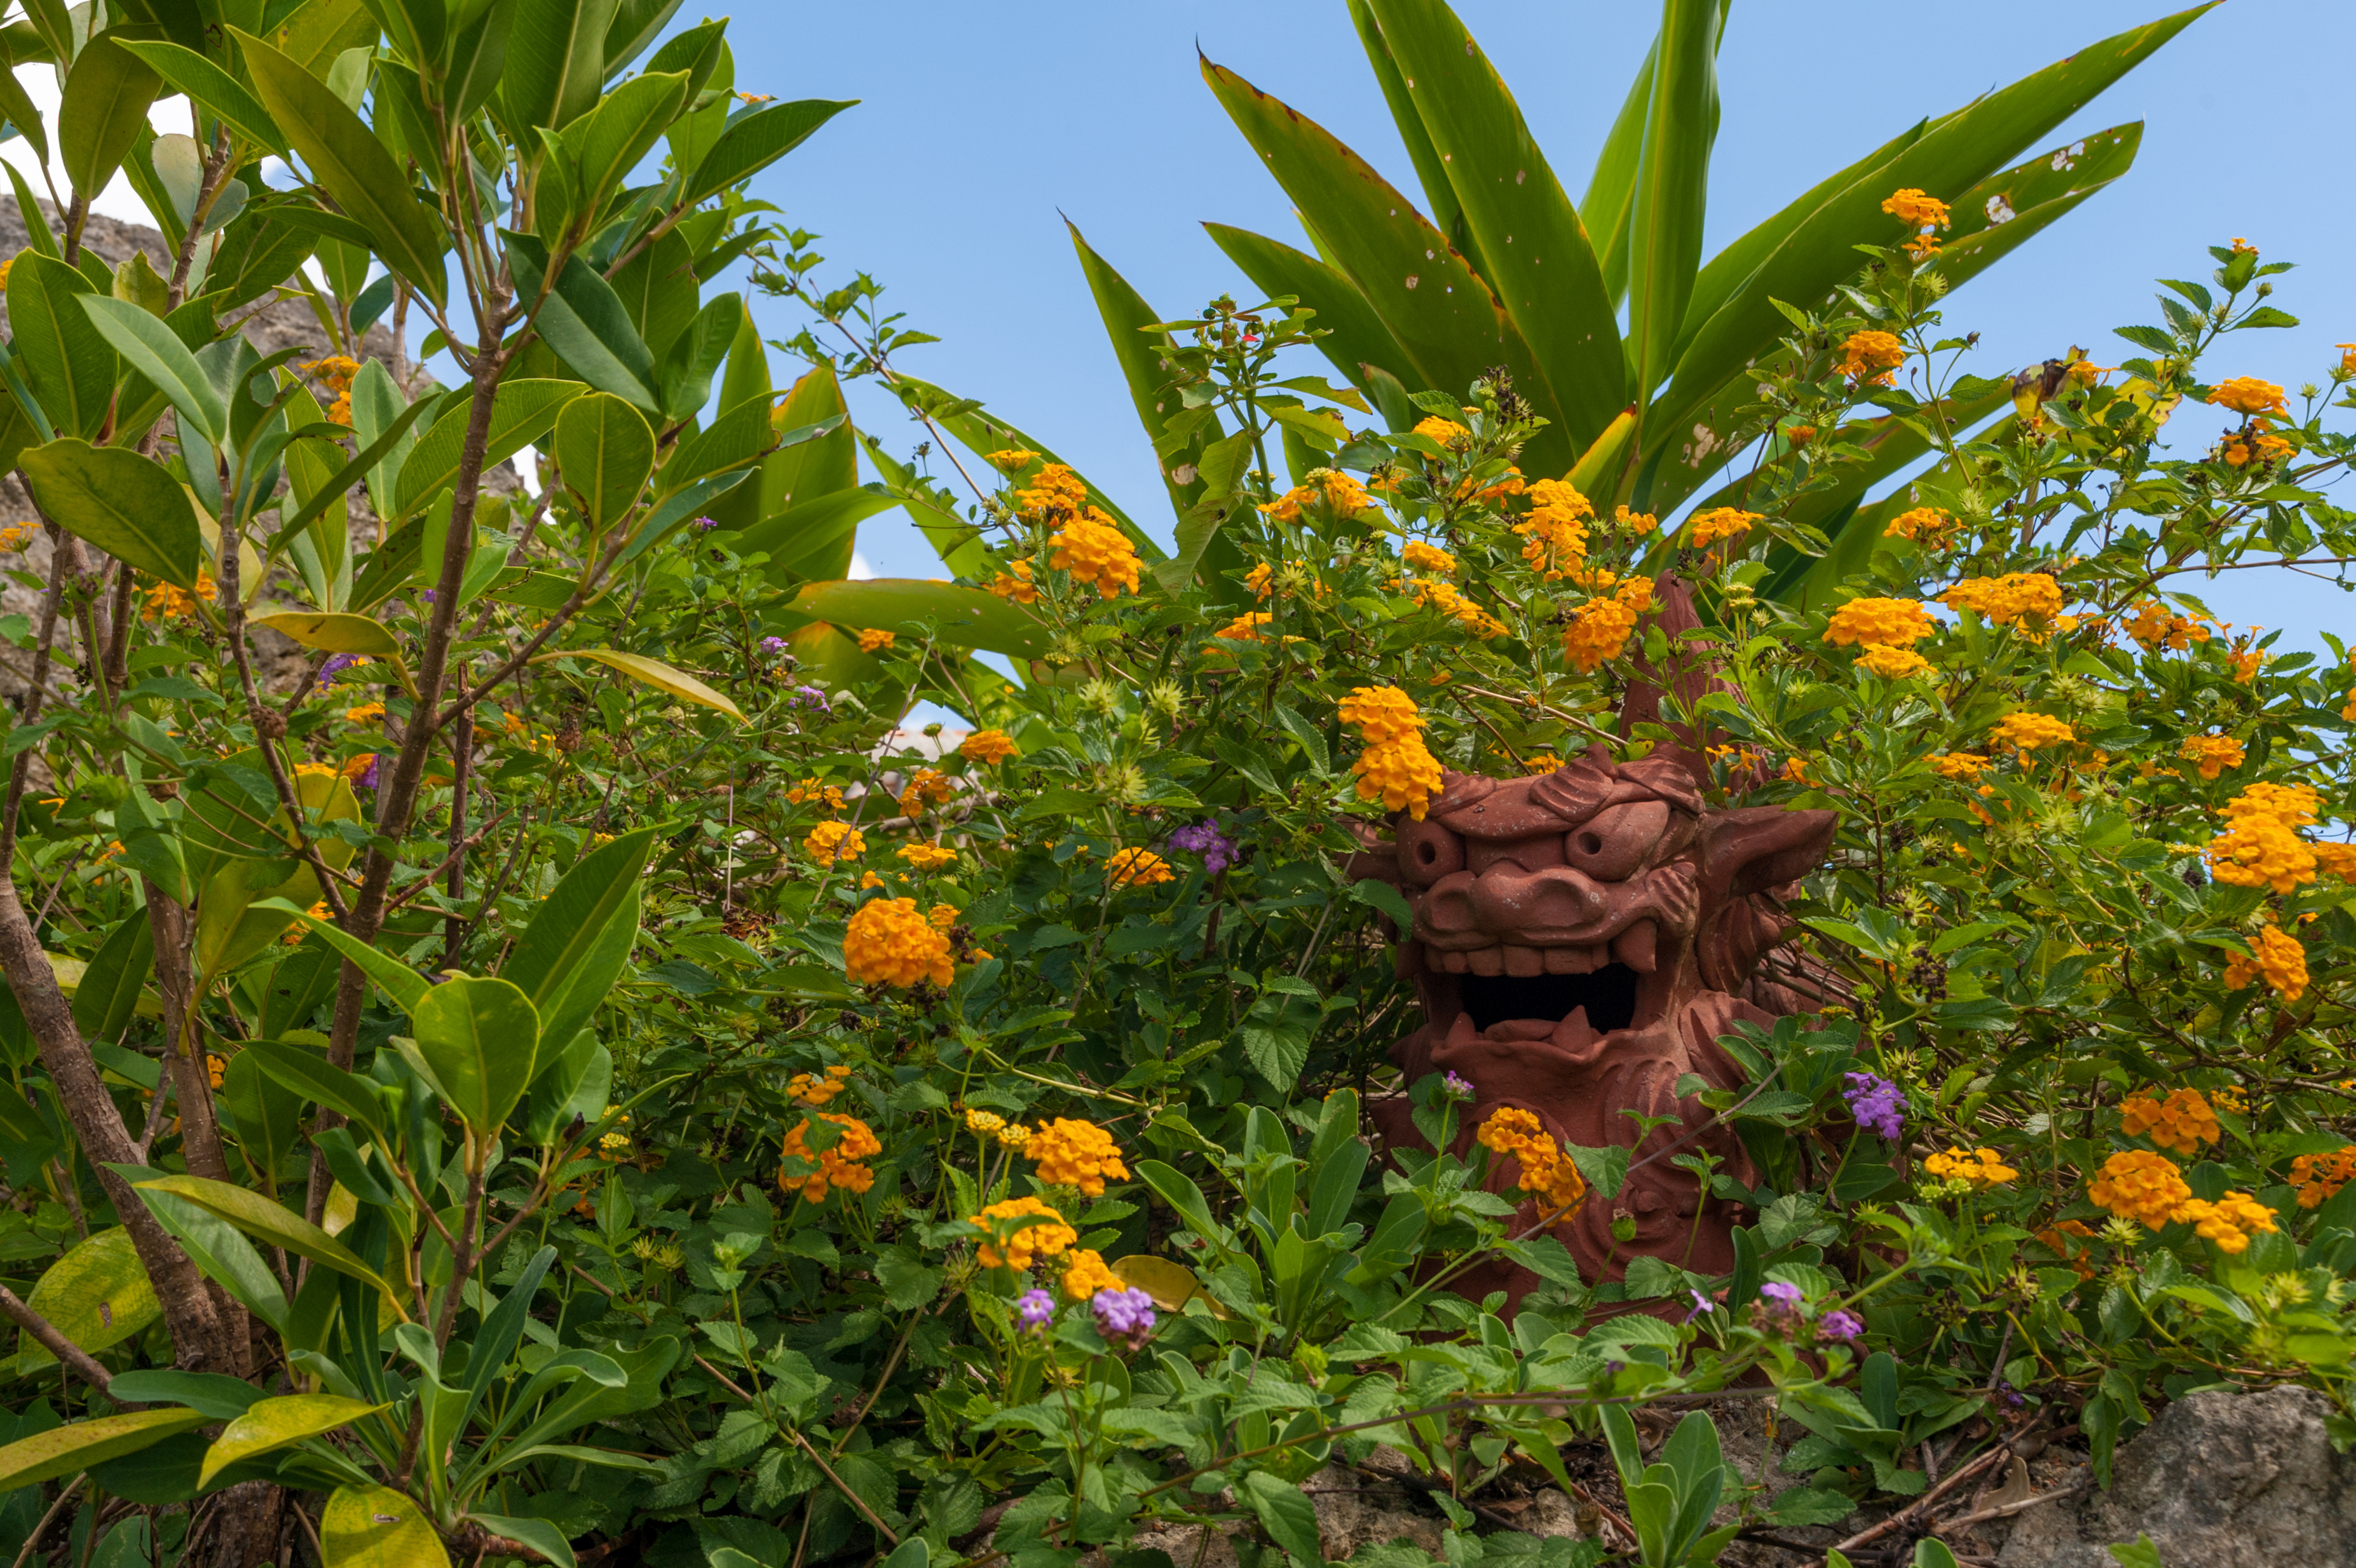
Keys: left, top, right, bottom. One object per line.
{"left": 1355, "top": 747, "right": 1834, "bottom": 1297}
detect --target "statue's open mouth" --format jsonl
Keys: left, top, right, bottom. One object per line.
{"left": 1458, "top": 966, "right": 1642, "bottom": 1035}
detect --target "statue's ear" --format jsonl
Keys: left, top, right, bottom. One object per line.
{"left": 1693, "top": 806, "right": 1835, "bottom": 993}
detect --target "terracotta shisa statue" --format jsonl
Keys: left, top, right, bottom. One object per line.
{"left": 1354, "top": 580, "right": 1835, "bottom": 1304}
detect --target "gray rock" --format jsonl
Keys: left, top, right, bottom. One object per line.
{"left": 1998, "top": 1385, "right": 2356, "bottom": 1567}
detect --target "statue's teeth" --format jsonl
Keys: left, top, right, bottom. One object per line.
{"left": 1550, "top": 1006, "right": 1600, "bottom": 1051}
{"left": 1466, "top": 946, "right": 1505, "bottom": 976}
{"left": 1438, "top": 948, "right": 1469, "bottom": 973}
{"left": 1542, "top": 945, "right": 1579, "bottom": 974}
{"left": 1502, "top": 944, "right": 1543, "bottom": 977}
{"left": 1612, "top": 920, "right": 1659, "bottom": 974}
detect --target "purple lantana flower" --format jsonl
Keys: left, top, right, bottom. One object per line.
{"left": 759, "top": 636, "right": 789, "bottom": 655}
{"left": 1168, "top": 818, "right": 1237, "bottom": 873}
{"left": 1091, "top": 1286, "right": 1156, "bottom": 1350}
{"left": 1441, "top": 1072, "right": 1474, "bottom": 1102}
{"left": 317, "top": 652, "right": 365, "bottom": 691}
{"left": 1682, "top": 1289, "right": 1719, "bottom": 1324}
{"left": 693, "top": 516, "right": 720, "bottom": 532}
{"left": 1016, "top": 1288, "right": 1055, "bottom": 1334}
{"left": 1842, "top": 1071, "right": 1908, "bottom": 1141}
{"left": 1815, "top": 1309, "right": 1865, "bottom": 1344}
{"left": 792, "top": 685, "right": 831, "bottom": 711}
{"left": 1754, "top": 1280, "right": 1806, "bottom": 1333}
{"left": 353, "top": 754, "right": 379, "bottom": 791}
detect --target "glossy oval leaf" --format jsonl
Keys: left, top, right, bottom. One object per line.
{"left": 503, "top": 232, "right": 657, "bottom": 410}
{"left": 69, "top": 912, "right": 153, "bottom": 1046}
{"left": 502, "top": 828, "right": 653, "bottom": 1056}
{"left": 0, "top": 1409, "right": 208, "bottom": 1493}
{"left": 17, "top": 1227, "right": 160, "bottom": 1373}
{"left": 788, "top": 578, "right": 1052, "bottom": 660}
{"left": 734, "top": 487, "right": 902, "bottom": 584}
{"left": 8, "top": 254, "right": 118, "bottom": 439}
{"left": 58, "top": 32, "right": 162, "bottom": 203}
{"left": 262, "top": 899, "right": 433, "bottom": 1017}
{"left": 135, "top": 1174, "right": 400, "bottom": 1300}
{"left": 322, "top": 1485, "right": 451, "bottom": 1568}
{"left": 554, "top": 648, "right": 743, "bottom": 721}
{"left": 239, "top": 1037, "right": 388, "bottom": 1138}
{"left": 114, "top": 39, "right": 286, "bottom": 157}
{"left": 552, "top": 392, "right": 655, "bottom": 529}
{"left": 200, "top": 1394, "right": 386, "bottom": 1486}
{"left": 683, "top": 97, "right": 854, "bottom": 205}
{"left": 81, "top": 293, "right": 226, "bottom": 448}
{"left": 405, "top": 975, "right": 541, "bottom": 1134}
{"left": 250, "top": 610, "right": 402, "bottom": 657}
{"left": 18, "top": 439, "right": 201, "bottom": 587}
{"left": 232, "top": 27, "right": 449, "bottom": 308}
{"left": 564, "top": 68, "right": 689, "bottom": 216}
{"left": 393, "top": 379, "right": 583, "bottom": 521}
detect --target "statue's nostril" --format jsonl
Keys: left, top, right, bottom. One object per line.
{"left": 1418, "top": 842, "right": 1436, "bottom": 864}
{"left": 1577, "top": 832, "right": 1604, "bottom": 856}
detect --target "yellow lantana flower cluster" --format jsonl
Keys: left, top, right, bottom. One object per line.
{"left": 856, "top": 627, "right": 896, "bottom": 653}
{"left": 1049, "top": 510, "right": 1141, "bottom": 599}
{"left": 1340, "top": 686, "right": 1443, "bottom": 821}
{"left": 1401, "top": 540, "right": 1458, "bottom": 575}
{"left": 1061, "top": 1249, "right": 1122, "bottom": 1300}
{"left": 1106, "top": 847, "right": 1175, "bottom": 888}
{"left": 1025, "top": 1118, "right": 1129, "bottom": 1196}
{"left": 897, "top": 843, "right": 958, "bottom": 871}
{"left": 1215, "top": 611, "right": 1273, "bottom": 643}
{"left": 843, "top": 897, "right": 955, "bottom": 988}
{"left": 1412, "top": 416, "right": 1470, "bottom": 447}
{"left": 2175, "top": 1192, "right": 2280, "bottom": 1253}
{"left": 778, "top": 1113, "right": 882, "bottom": 1204}
{"left": 1931, "top": 753, "right": 1991, "bottom": 781}
{"left": 1515, "top": 480, "right": 1592, "bottom": 579}
{"left": 1839, "top": 329, "right": 1907, "bottom": 385}
{"left": 1014, "top": 463, "right": 1089, "bottom": 519}
{"left": 969, "top": 1196, "right": 1075, "bottom": 1271}
{"left": 1944, "top": 573, "right": 2064, "bottom": 632}
{"left": 2179, "top": 733, "right": 2246, "bottom": 781}
{"left": 2224, "top": 922, "right": 2307, "bottom": 1003}
{"left": 986, "top": 559, "right": 1037, "bottom": 604}
{"left": 963, "top": 1107, "right": 1035, "bottom": 1150}
{"left": 1990, "top": 712, "right": 2075, "bottom": 754}
{"left": 1883, "top": 507, "right": 1956, "bottom": 544}
{"left": 1823, "top": 596, "right": 1937, "bottom": 681}
{"left": 1262, "top": 469, "right": 1373, "bottom": 523}
{"left": 1881, "top": 187, "right": 1950, "bottom": 257}
{"left": 899, "top": 767, "right": 955, "bottom": 817}
{"left": 2119, "top": 1087, "right": 2221, "bottom": 1155}
{"left": 1923, "top": 1146, "right": 2018, "bottom": 1190}
{"left": 2088, "top": 1150, "right": 2192, "bottom": 1228}
{"left": 1415, "top": 578, "right": 1508, "bottom": 639}
{"left": 2207, "top": 782, "right": 2322, "bottom": 894}
{"left": 805, "top": 820, "right": 865, "bottom": 868}
{"left": 789, "top": 777, "right": 845, "bottom": 812}
{"left": 786, "top": 1064, "right": 853, "bottom": 1105}
{"left": 2124, "top": 599, "right": 2211, "bottom": 651}
{"left": 2207, "top": 376, "right": 2287, "bottom": 419}
{"left": 1682, "top": 507, "right": 1757, "bottom": 552}
{"left": 960, "top": 728, "right": 1018, "bottom": 765}
{"left": 1476, "top": 1108, "right": 1587, "bottom": 1218}
{"left": 1562, "top": 578, "right": 1654, "bottom": 673}
{"left": 2291, "top": 1147, "right": 2356, "bottom": 1209}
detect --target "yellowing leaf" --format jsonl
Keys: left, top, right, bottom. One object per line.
{"left": 547, "top": 648, "right": 742, "bottom": 722}
{"left": 0, "top": 1408, "right": 208, "bottom": 1492}
{"left": 250, "top": 611, "right": 401, "bottom": 657}
{"left": 136, "top": 1175, "right": 401, "bottom": 1304}
{"left": 1110, "top": 1255, "right": 1229, "bottom": 1320}
{"left": 322, "top": 1485, "right": 451, "bottom": 1568}
{"left": 201, "top": 1394, "right": 387, "bottom": 1486}
{"left": 18, "top": 1227, "right": 160, "bottom": 1373}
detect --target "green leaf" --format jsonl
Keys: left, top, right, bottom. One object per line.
{"left": 8, "top": 254, "right": 118, "bottom": 440}
{"left": 1580, "top": 33, "right": 1656, "bottom": 306}
{"left": 71, "top": 913, "right": 153, "bottom": 1046}
{"left": 0, "top": 52, "right": 51, "bottom": 168}
{"left": 239, "top": 1037, "right": 387, "bottom": 1137}
{"left": 266, "top": 901, "right": 433, "bottom": 1016}
{"left": 890, "top": 374, "right": 1163, "bottom": 561}
{"left": 684, "top": 97, "right": 854, "bottom": 205}
{"left": 548, "top": 648, "right": 743, "bottom": 721}
{"left": 1366, "top": 0, "right": 1624, "bottom": 449}
{"left": 18, "top": 440, "right": 200, "bottom": 588}
{"left": 1344, "top": 0, "right": 1477, "bottom": 276}
{"left": 402, "top": 976, "right": 541, "bottom": 1135}
{"left": 1067, "top": 220, "right": 1216, "bottom": 522}
{"left": 392, "top": 379, "right": 582, "bottom": 522}
{"left": 0, "top": 1410, "right": 209, "bottom": 1494}
{"left": 787, "top": 578, "right": 1052, "bottom": 660}
{"left": 135, "top": 1175, "right": 400, "bottom": 1299}
{"left": 1202, "top": 54, "right": 1571, "bottom": 477}
{"left": 81, "top": 294, "right": 226, "bottom": 447}
{"left": 15, "top": 1227, "right": 160, "bottom": 1373}
{"left": 1239, "top": 1471, "right": 1321, "bottom": 1562}
{"left": 502, "top": 828, "right": 653, "bottom": 1057}
{"left": 1625, "top": 0, "right": 1716, "bottom": 402}
{"left": 734, "top": 486, "right": 902, "bottom": 584}
{"left": 505, "top": 0, "right": 620, "bottom": 132}
{"left": 564, "top": 69, "right": 690, "bottom": 217}
{"left": 114, "top": 39, "right": 287, "bottom": 156}
{"left": 465, "top": 1516, "right": 574, "bottom": 1568}
{"left": 321, "top": 1485, "right": 452, "bottom": 1568}
{"left": 58, "top": 32, "right": 161, "bottom": 203}
{"left": 233, "top": 27, "right": 449, "bottom": 309}
{"left": 552, "top": 392, "right": 655, "bottom": 529}
{"left": 106, "top": 1370, "right": 267, "bottom": 1421}
{"left": 505, "top": 232, "right": 657, "bottom": 410}
{"left": 200, "top": 1394, "right": 386, "bottom": 1487}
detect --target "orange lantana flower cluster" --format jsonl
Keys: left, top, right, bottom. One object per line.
{"left": 2291, "top": 1147, "right": 2356, "bottom": 1210}
{"left": 969, "top": 1196, "right": 1076, "bottom": 1271}
{"left": 1823, "top": 596, "right": 1936, "bottom": 680}
{"left": 1340, "top": 686, "right": 1443, "bottom": 821}
{"left": 778, "top": 1113, "right": 882, "bottom": 1204}
{"left": 2119, "top": 1087, "right": 2221, "bottom": 1156}
{"left": 1476, "top": 1108, "right": 1587, "bottom": 1218}
{"left": 843, "top": 897, "right": 955, "bottom": 988}
{"left": 1025, "top": 1118, "right": 1129, "bottom": 1197}
{"left": 1562, "top": 577, "right": 1654, "bottom": 673}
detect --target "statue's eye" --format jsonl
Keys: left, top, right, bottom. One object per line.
{"left": 1564, "top": 801, "right": 1668, "bottom": 882}
{"left": 1395, "top": 820, "right": 1464, "bottom": 884}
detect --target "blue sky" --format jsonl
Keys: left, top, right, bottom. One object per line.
{"left": 719, "top": 0, "right": 2355, "bottom": 653}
